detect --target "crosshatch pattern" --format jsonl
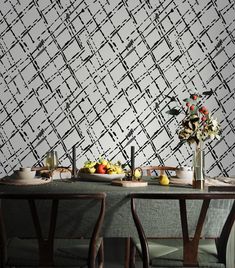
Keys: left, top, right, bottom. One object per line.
{"left": 0, "top": 0, "right": 235, "bottom": 177}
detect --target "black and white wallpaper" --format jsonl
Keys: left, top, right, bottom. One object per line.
{"left": 1, "top": 0, "right": 235, "bottom": 177}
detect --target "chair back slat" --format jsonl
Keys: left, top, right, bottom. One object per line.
{"left": 131, "top": 197, "right": 150, "bottom": 268}
{"left": 88, "top": 195, "right": 106, "bottom": 268}
{"left": 28, "top": 199, "right": 58, "bottom": 266}
{"left": 216, "top": 200, "right": 235, "bottom": 264}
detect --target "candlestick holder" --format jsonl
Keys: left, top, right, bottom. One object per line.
{"left": 130, "top": 146, "right": 135, "bottom": 181}
{"left": 72, "top": 145, "right": 77, "bottom": 178}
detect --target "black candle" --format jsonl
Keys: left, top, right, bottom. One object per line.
{"left": 131, "top": 146, "right": 135, "bottom": 175}
{"left": 72, "top": 145, "right": 76, "bottom": 177}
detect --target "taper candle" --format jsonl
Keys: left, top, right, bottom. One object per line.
{"left": 72, "top": 145, "right": 76, "bottom": 177}
{"left": 131, "top": 146, "right": 135, "bottom": 177}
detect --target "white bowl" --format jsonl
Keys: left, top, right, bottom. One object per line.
{"left": 78, "top": 172, "right": 125, "bottom": 182}
{"left": 19, "top": 167, "right": 32, "bottom": 172}
{"left": 14, "top": 169, "right": 36, "bottom": 180}
{"left": 176, "top": 168, "right": 193, "bottom": 180}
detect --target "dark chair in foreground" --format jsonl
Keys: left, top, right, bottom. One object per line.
{"left": 124, "top": 166, "right": 178, "bottom": 267}
{"left": 0, "top": 192, "right": 106, "bottom": 268}
{"left": 130, "top": 189, "right": 235, "bottom": 268}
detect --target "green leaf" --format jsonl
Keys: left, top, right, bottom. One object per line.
{"left": 166, "top": 108, "right": 181, "bottom": 115}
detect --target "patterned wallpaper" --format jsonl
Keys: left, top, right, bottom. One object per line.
{"left": 0, "top": 0, "right": 235, "bottom": 177}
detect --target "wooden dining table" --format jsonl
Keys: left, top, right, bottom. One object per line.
{"left": 0, "top": 177, "right": 234, "bottom": 267}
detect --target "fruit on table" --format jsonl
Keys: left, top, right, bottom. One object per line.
{"left": 134, "top": 169, "right": 142, "bottom": 178}
{"left": 79, "top": 167, "right": 96, "bottom": 174}
{"left": 79, "top": 158, "right": 125, "bottom": 175}
{"left": 100, "top": 159, "right": 108, "bottom": 167}
{"left": 79, "top": 160, "right": 97, "bottom": 174}
{"left": 96, "top": 164, "right": 106, "bottom": 174}
{"left": 84, "top": 160, "right": 96, "bottom": 168}
{"left": 159, "top": 174, "right": 169, "bottom": 186}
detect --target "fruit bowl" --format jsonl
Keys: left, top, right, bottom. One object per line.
{"left": 78, "top": 158, "right": 126, "bottom": 181}
{"left": 77, "top": 172, "right": 125, "bottom": 182}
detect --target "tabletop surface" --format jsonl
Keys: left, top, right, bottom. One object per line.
{"left": 0, "top": 178, "right": 233, "bottom": 238}
{"left": 0, "top": 176, "right": 222, "bottom": 194}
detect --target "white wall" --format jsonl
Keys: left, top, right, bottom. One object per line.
{"left": 0, "top": 0, "right": 235, "bottom": 178}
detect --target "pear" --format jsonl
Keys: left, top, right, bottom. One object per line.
{"left": 134, "top": 169, "right": 142, "bottom": 179}
{"left": 84, "top": 161, "right": 96, "bottom": 168}
{"left": 159, "top": 174, "right": 169, "bottom": 186}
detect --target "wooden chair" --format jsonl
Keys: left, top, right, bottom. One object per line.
{"left": 140, "top": 166, "right": 177, "bottom": 176}
{"left": 129, "top": 189, "right": 235, "bottom": 268}
{"left": 124, "top": 166, "right": 178, "bottom": 268}
{"left": 0, "top": 192, "right": 106, "bottom": 268}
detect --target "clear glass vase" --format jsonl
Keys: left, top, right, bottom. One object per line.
{"left": 192, "top": 142, "right": 205, "bottom": 189}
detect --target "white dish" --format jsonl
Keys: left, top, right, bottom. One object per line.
{"left": 0, "top": 176, "right": 51, "bottom": 185}
{"left": 78, "top": 172, "right": 125, "bottom": 182}
{"left": 15, "top": 170, "right": 36, "bottom": 180}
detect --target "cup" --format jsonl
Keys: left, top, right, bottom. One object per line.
{"left": 19, "top": 167, "right": 32, "bottom": 172}
{"left": 15, "top": 167, "right": 36, "bottom": 180}
{"left": 45, "top": 151, "right": 58, "bottom": 171}
{"left": 176, "top": 166, "right": 193, "bottom": 180}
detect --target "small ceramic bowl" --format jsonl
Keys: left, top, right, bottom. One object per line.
{"left": 176, "top": 166, "right": 193, "bottom": 180}
{"left": 14, "top": 169, "right": 36, "bottom": 180}
{"left": 19, "top": 167, "right": 32, "bottom": 172}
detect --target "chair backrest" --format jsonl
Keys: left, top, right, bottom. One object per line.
{"left": 130, "top": 191, "right": 235, "bottom": 268}
{"left": 140, "top": 166, "right": 177, "bottom": 176}
{"left": 0, "top": 192, "right": 106, "bottom": 268}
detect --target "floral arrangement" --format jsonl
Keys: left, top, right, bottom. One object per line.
{"left": 168, "top": 93, "right": 221, "bottom": 145}
{"left": 178, "top": 93, "right": 220, "bottom": 145}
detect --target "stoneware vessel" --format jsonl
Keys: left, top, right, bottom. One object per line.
{"left": 14, "top": 167, "right": 36, "bottom": 180}
{"left": 176, "top": 166, "right": 193, "bottom": 180}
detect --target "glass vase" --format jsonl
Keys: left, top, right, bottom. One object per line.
{"left": 192, "top": 142, "right": 205, "bottom": 189}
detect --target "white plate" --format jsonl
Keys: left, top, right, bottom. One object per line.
{"left": 0, "top": 176, "right": 51, "bottom": 185}
{"left": 77, "top": 172, "right": 125, "bottom": 182}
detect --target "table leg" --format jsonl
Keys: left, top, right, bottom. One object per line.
{"left": 125, "top": 237, "right": 130, "bottom": 268}
{"left": 125, "top": 237, "right": 136, "bottom": 268}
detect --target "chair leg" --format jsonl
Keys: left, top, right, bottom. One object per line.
{"left": 98, "top": 239, "right": 104, "bottom": 268}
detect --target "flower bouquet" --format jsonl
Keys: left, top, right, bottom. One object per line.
{"left": 177, "top": 93, "right": 220, "bottom": 145}
{"left": 167, "top": 92, "right": 221, "bottom": 189}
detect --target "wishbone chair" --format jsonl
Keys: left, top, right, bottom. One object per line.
{"left": 129, "top": 189, "right": 235, "bottom": 268}
{"left": 0, "top": 192, "right": 106, "bottom": 268}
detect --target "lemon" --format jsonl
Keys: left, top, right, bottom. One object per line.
{"left": 134, "top": 169, "right": 142, "bottom": 179}
{"left": 159, "top": 174, "right": 169, "bottom": 186}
